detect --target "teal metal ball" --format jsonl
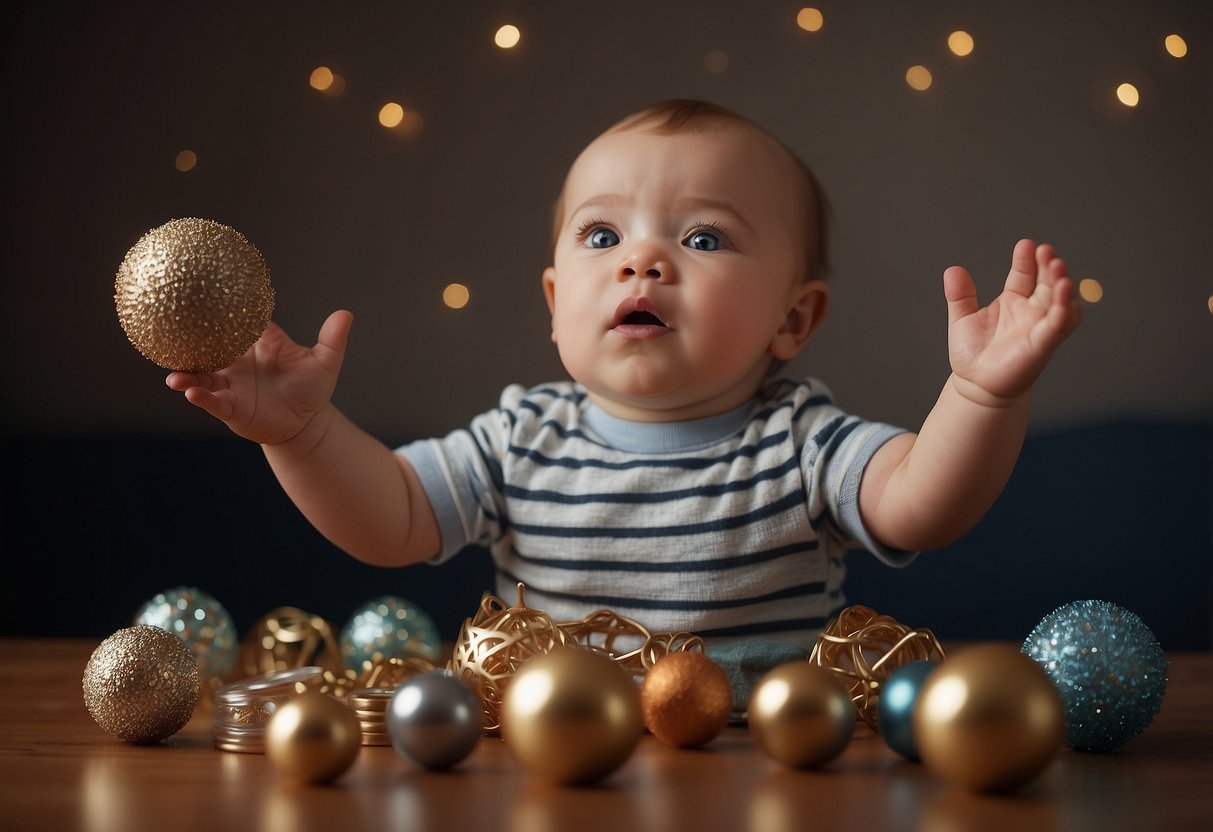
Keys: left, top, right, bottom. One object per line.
{"left": 875, "top": 659, "right": 939, "bottom": 761}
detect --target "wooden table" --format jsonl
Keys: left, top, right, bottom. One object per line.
{"left": 1, "top": 639, "right": 1210, "bottom": 831}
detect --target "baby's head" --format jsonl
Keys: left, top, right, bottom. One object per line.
{"left": 543, "top": 100, "right": 832, "bottom": 421}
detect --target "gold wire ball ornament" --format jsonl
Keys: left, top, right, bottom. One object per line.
{"left": 808, "top": 604, "right": 946, "bottom": 729}
{"left": 114, "top": 217, "right": 274, "bottom": 372}
{"left": 237, "top": 607, "right": 358, "bottom": 698}
{"left": 82, "top": 625, "right": 201, "bottom": 744}
{"left": 447, "top": 584, "right": 579, "bottom": 733}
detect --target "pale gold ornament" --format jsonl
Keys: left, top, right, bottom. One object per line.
{"left": 82, "top": 625, "right": 200, "bottom": 744}
{"left": 809, "top": 603, "right": 945, "bottom": 729}
{"left": 115, "top": 217, "right": 274, "bottom": 372}
{"left": 500, "top": 647, "right": 643, "bottom": 785}
{"left": 640, "top": 651, "right": 732, "bottom": 748}
{"left": 749, "top": 661, "right": 854, "bottom": 768}
{"left": 914, "top": 643, "right": 1064, "bottom": 793}
{"left": 265, "top": 691, "right": 361, "bottom": 784}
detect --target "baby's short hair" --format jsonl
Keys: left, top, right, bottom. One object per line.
{"left": 550, "top": 99, "right": 831, "bottom": 283}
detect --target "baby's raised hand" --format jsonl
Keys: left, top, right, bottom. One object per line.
{"left": 166, "top": 310, "right": 353, "bottom": 445}
{"left": 944, "top": 239, "right": 1082, "bottom": 406}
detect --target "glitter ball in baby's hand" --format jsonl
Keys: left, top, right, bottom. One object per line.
{"left": 1022, "top": 599, "right": 1167, "bottom": 753}
{"left": 114, "top": 218, "right": 274, "bottom": 372}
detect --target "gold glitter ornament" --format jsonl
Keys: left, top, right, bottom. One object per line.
{"left": 114, "top": 217, "right": 274, "bottom": 372}
{"left": 265, "top": 691, "right": 361, "bottom": 784}
{"left": 640, "top": 651, "right": 732, "bottom": 748}
{"left": 501, "top": 647, "right": 643, "bottom": 785}
{"left": 749, "top": 661, "right": 854, "bottom": 769}
{"left": 82, "top": 625, "right": 201, "bottom": 744}
{"left": 809, "top": 604, "right": 945, "bottom": 729}
{"left": 914, "top": 643, "right": 1064, "bottom": 793}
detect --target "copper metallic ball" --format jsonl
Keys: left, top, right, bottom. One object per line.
{"left": 82, "top": 625, "right": 201, "bottom": 744}
{"left": 265, "top": 691, "right": 361, "bottom": 784}
{"left": 749, "top": 661, "right": 854, "bottom": 769}
{"left": 914, "top": 643, "right": 1064, "bottom": 793}
{"left": 641, "top": 651, "right": 733, "bottom": 748}
{"left": 501, "top": 647, "right": 643, "bottom": 785}
{"left": 115, "top": 217, "right": 274, "bottom": 372}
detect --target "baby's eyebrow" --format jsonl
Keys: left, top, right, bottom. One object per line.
{"left": 675, "top": 197, "right": 756, "bottom": 235}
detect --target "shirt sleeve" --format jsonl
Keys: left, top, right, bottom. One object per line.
{"left": 395, "top": 385, "right": 524, "bottom": 564}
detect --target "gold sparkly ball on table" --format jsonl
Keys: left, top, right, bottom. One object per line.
{"left": 501, "top": 647, "right": 643, "bottom": 786}
{"left": 641, "top": 651, "right": 733, "bottom": 748}
{"left": 114, "top": 217, "right": 274, "bottom": 372}
{"left": 914, "top": 643, "right": 1065, "bottom": 793}
{"left": 82, "top": 625, "right": 201, "bottom": 744}
{"left": 749, "top": 661, "right": 854, "bottom": 769}
{"left": 265, "top": 691, "right": 362, "bottom": 784}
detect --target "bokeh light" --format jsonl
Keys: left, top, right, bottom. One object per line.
{"left": 379, "top": 103, "right": 404, "bottom": 128}
{"left": 174, "top": 150, "right": 197, "bottom": 172}
{"left": 1078, "top": 278, "right": 1104, "bottom": 304}
{"left": 1116, "top": 83, "right": 1140, "bottom": 107}
{"left": 495, "top": 24, "right": 521, "bottom": 49}
{"left": 948, "top": 31, "right": 974, "bottom": 56}
{"left": 1165, "top": 34, "right": 1188, "bottom": 58}
{"left": 906, "top": 65, "right": 933, "bottom": 91}
{"left": 309, "top": 66, "right": 334, "bottom": 91}
{"left": 796, "top": 8, "right": 823, "bottom": 32}
{"left": 443, "top": 283, "right": 470, "bottom": 309}
{"left": 704, "top": 50, "right": 728, "bottom": 73}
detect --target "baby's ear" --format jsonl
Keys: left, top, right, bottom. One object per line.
{"left": 541, "top": 267, "right": 558, "bottom": 342}
{"left": 770, "top": 279, "right": 829, "bottom": 360}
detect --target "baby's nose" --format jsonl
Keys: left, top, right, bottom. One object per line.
{"left": 618, "top": 245, "right": 671, "bottom": 281}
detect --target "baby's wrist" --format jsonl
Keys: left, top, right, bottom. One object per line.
{"left": 948, "top": 374, "right": 1029, "bottom": 411}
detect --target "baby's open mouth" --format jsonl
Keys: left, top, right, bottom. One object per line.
{"left": 621, "top": 310, "right": 666, "bottom": 327}
{"left": 612, "top": 296, "right": 671, "bottom": 333}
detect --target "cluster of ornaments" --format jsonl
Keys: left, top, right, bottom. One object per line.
{"left": 82, "top": 593, "right": 1168, "bottom": 793}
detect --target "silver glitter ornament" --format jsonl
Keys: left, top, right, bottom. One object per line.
{"left": 134, "top": 585, "right": 238, "bottom": 679}
{"left": 115, "top": 217, "right": 274, "bottom": 372}
{"left": 386, "top": 671, "right": 482, "bottom": 769}
{"left": 82, "top": 625, "right": 201, "bottom": 743}
{"left": 1022, "top": 599, "right": 1167, "bottom": 752}
{"left": 339, "top": 595, "right": 442, "bottom": 673}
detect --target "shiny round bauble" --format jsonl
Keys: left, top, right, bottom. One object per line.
{"left": 748, "top": 661, "right": 854, "bottom": 769}
{"left": 114, "top": 217, "right": 274, "bottom": 372}
{"left": 1022, "top": 599, "right": 1167, "bottom": 752}
{"left": 501, "top": 647, "right": 643, "bottom": 785}
{"left": 340, "top": 595, "right": 442, "bottom": 674}
{"left": 386, "top": 671, "right": 482, "bottom": 770}
{"left": 914, "top": 643, "right": 1064, "bottom": 793}
{"left": 265, "top": 691, "right": 361, "bottom": 784}
{"left": 133, "top": 585, "right": 238, "bottom": 679}
{"left": 641, "top": 651, "right": 733, "bottom": 748}
{"left": 875, "top": 659, "right": 940, "bottom": 761}
{"left": 82, "top": 625, "right": 200, "bottom": 743}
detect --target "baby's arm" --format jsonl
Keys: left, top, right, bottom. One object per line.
{"left": 859, "top": 239, "right": 1082, "bottom": 551}
{"left": 167, "top": 310, "right": 440, "bottom": 566}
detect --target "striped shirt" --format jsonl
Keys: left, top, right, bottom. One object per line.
{"left": 399, "top": 378, "right": 915, "bottom": 649}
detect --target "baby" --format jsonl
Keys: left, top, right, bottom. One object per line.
{"left": 168, "top": 99, "right": 1081, "bottom": 649}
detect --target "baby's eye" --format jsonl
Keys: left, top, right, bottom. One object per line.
{"left": 684, "top": 230, "right": 722, "bottom": 251}
{"left": 587, "top": 228, "right": 620, "bottom": 248}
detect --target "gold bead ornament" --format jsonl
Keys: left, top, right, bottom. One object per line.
{"left": 501, "top": 647, "right": 643, "bottom": 786}
{"left": 749, "top": 661, "right": 854, "bottom": 769}
{"left": 82, "top": 625, "right": 201, "bottom": 744}
{"left": 914, "top": 643, "right": 1064, "bottom": 793}
{"left": 265, "top": 691, "right": 362, "bottom": 784}
{"left": 641, "top": 651, "right": 733, "bottom": 748}
{"left": 114, "top": 217, "right": 274, "bottom": 372}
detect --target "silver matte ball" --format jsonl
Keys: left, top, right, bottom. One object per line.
{"left": 386, "top": 671, "right": 482, "bottom": 769}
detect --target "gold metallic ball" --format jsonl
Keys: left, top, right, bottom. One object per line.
{"left": 501, "top": 647, "right": 643, "bottom": 785}
{"left": 82, "top": 625, "right": 201, "bottom": 744}
{"left": 914, "top": 643, "right": 1064, "bottom": 793}
{"left": 749, "top": 661, "right": 854, "bottom": 768}
{"left": 115, "top": 217, "right": 274, "bottom": 372}
{"left": 641, "top": 651, "right": 733, "bottom": 748}
{"left": 265, "top": 691, "right": 361, "bottom": 784}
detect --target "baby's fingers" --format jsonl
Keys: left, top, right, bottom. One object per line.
{"left": 183, "top": 386, "right": 236, "bottom": 422}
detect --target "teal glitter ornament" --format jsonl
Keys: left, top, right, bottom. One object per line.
{"left": 134, "top": 586, "right": 237, "bottom": 679}
{"left": 1022, "top": 600, "right": 1167, "bottom": 753}
{"left": 340, "top": 596, "right": 442, "bottom": 674}
{"left": 875, "top": 659, "right": 939, "bottom": 761}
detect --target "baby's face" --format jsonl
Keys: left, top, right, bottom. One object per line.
{"left": 543, "top": 124, "right": 821, "bottom": 421}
